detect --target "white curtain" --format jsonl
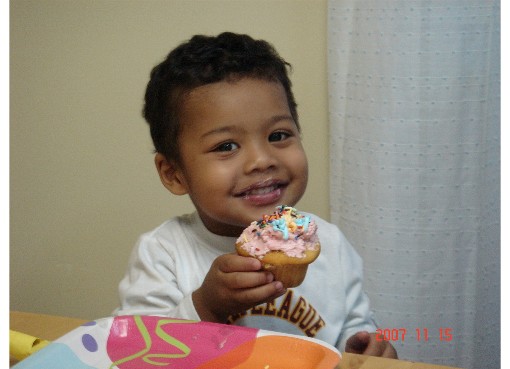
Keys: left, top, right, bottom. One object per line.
{"left": 327, "top": 1, "right": 500, "bottom": 368}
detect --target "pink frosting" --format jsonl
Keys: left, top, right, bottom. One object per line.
{"left": 236, "top": 206, "right": 319, "bottom": 258}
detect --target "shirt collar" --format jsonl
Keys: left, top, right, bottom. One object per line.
{"left": 189, "top": 212, "right": 237, "bottom": 254}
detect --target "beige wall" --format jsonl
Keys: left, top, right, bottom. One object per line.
{"left": 10, "top": 0, "right": 329, "bottom": 319}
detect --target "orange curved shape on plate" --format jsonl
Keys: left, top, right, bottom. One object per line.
{"left": 196, "top": 335, "right": 340, "bottom": 369}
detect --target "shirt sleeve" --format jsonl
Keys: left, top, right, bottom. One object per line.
{"left": 336, "top": 232, "right": 378, "bottom": 352}
{"left": 114, "top": 232, "right": 201, "bottom": 321}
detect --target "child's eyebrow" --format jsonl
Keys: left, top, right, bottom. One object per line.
{"left": 200, "top": 125, "right": 239, "bottom": 141}
{"left": 269, "top": 114, "right": 295, "bottom": 125}
{"left": 200, "top": 115, "right": 296, "bottom": 141}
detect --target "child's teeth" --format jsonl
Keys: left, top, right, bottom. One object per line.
{"left": 249, "top": 186, "right": 276, "bottom": 195}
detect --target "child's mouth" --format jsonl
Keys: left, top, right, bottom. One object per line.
{"left": 242, "top": 185, "right": 279, "bottom": 196}
{"left": 235, "top": 181, "right": 286, "bottom": 205}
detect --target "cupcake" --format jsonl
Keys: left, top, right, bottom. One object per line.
{"left": 235, "top": 205, "right": 320, "bottom": 288}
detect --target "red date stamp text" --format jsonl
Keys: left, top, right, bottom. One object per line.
{"left": 375, "top": 328, "right": 453, "bottom": 342}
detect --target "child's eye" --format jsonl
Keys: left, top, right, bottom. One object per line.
{"left": 268, "top": 131, "right": 291, "bottom": 142}
{"left": 213, "top": 142, "right": 239, "bottom": 152}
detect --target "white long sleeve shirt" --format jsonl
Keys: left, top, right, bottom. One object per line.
{"left": 115, "top": 211, "right": 377, "bottom": 352}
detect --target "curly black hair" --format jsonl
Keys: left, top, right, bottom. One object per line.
{"left": 143, "top": 32, "right": 299, "bottom": 163}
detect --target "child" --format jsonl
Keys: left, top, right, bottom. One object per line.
{"left": 115, "top": 32, "right": 397, "bottom": 358}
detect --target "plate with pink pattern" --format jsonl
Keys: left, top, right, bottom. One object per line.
{"left": 13, "top": 315, "right": 341, "bottom": 369}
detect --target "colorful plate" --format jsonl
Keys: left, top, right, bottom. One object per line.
{"left": 13, "top": 315, "right": 341, "bottom": 369}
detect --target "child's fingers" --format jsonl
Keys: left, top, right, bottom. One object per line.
{"left": 224, "top": 270, "right": 274, "bottom": 289}
{"left": 345, "top": 331, "right": 370, "bottom": 353}
{"left": 215, "top": 253, "right": 262, "bottom": 273}
{"left": 346, "top": 332, "right": 398, "bottom": 358}
{"left": 362, "top": 334, "right": 398, "bottom": 358}
{"left": 232, "top": 280, "right": 286, "bottom": 306}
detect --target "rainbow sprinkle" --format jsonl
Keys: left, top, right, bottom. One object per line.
{"left": 256, "top": 205, "right": 310, "bottom": 240}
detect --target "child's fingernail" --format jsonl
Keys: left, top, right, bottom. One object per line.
{"left": 275, "top": 281, "right": 285, "bottom": 291}
{"left": 266, "top": 272, "right": 274, "bottom": 283}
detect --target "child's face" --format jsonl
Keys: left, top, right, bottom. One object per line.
{"left": 170, "top": 78, "right": 308, "bottom": 236}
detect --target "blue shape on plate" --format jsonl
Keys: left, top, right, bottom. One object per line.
{"left": 82, "top": 333, "right": 98, "bottom": 352}
{"left": 82, "top": 320, "right": 97, "bottom": 326}
{"left": 12, "top": 343, "right": 97, "bottom": 369}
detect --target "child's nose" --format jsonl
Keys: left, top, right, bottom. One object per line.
{"left": 243, "top": 143, "right": 278, "bottom": 173}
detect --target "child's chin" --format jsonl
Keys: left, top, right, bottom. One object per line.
{"left": 243, "top": 204, "right": 282, "bottom": 221}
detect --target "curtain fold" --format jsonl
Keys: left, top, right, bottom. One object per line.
{"left": 327, "top": 1, "right": 500, "bottom": 368}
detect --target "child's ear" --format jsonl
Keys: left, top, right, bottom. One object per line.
{"left": 154, "top": 153, "right": 189, "bottom": 195}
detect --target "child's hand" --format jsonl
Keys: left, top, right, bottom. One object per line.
{"left": 192, "top": 253, "right": 286, "bottom": 323}
{"left": 345, "top": 331, "right": 398, "bottom": 358}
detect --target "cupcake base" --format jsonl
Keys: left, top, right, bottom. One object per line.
{"left": 236, "top": 243, "right": 320, "bottom": 288}
{"left": 263, "top": 263, "right": 309, "bottom": 288}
